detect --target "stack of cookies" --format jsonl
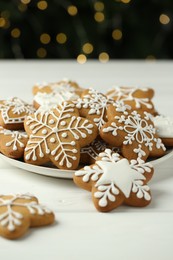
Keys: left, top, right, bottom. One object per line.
{"left": 0, "top": 79, "right": 173, "bottom": 212}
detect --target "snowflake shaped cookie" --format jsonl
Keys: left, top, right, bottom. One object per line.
{"left": 74, "top": 88, "right": 130, "bottom": 130}
{"left": 32, "top": 79, "right": 84, "bottom": 96}
{"left": 106, "top": 86, "right": 155, "bottom": 114}
{"left": 74, "top": 149, "right": 153, "bottom": 212}
{"left": 0, "top": 127, "right": 28, "bottom": 159}
{"left": 0, "top": 97, "right": 35, "bottom": 130}
{"left": 0, "top": 193, "right": 54, "bottom": 239}
{"left": 24, "top": 101, "right": 98, "bottom": 169}
{"left": 80, "top": 138, "right": 118, "bottom": 164}
{"left": 100, "top": 105, "right": 166, "bottom": 161}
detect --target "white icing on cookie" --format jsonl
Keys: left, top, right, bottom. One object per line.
{"left": 153, "top": 115, "right": 173, "bottom": 138}
{"left": 74, "top": 88, "right": 130, "bottom": 130}
{"left": 75, "top": 149, "right": 152, "bottom": 207}
{"left": 106, "top": 86, "right": 153, "bottom": 109}
{"left": 0, "top": 194, "right": 52, "bottom": 232}
{"left": 25, "top": 102, "right": 94, "bottom": 168}
{"left": 34, "top": 91, "right": 79, "bottom": 111}
{"left": 0, "top": 128, "right": 28, "bottom": 151}
{"left": 103, "top": 111, "right": 166, "bottom": 154}
{"left": 34, "top": 79, "right": 81, "bottom": 94}
{"left": 0, "top": 97, "right": 35, "bottom": 125}
{"left": 96, "top": 159, "right": 144, "bottom": 198}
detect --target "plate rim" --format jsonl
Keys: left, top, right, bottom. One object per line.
{"left": 0, "top": 149, "right": 173, "bottom": 179}
{"left": 0, "top": 153, "right": 75, "bottom": 179}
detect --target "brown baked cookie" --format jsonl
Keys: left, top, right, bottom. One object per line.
{"left": 80, "top": 138, "right": 118, "bottom": 164}
{"left": 0, "top": 127, "right": 28, "bottom": 159}
{"left": 100, "top": 105, "right": 166, "bottom": 161}
{"left": 153, "top": 115, "right": 173, "bottom": 147}
{"left": 0, "top": 193, "right": 55, "bottom": 240}
{"left": 106, "top": 86, "right": 155, "bottom": 114}
{"left": 24, "top": 101, "right": 98, "bottom": 170}
{"left": 0, "top": 97, "right": 35, "bottom": 130}
{"left": 74, "top": 88, "right": 131, "bottom": 131}
{"left": 74, "top": 149, "right": 153, "bottom": 212}
{"left": 32, "top": 79, "right": 84, "bottom": 96}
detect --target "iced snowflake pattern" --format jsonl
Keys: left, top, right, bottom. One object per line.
{"left": 103, "top": 110, "right": 166, "bottom": 154}
{"left": 0, "top": 194, "right": 52, "bottom": 231}
{"left": 74, "top": 88, "right": 123, "bottom": 130}
{"left": 106, "top": 86, "right": 153, "bottom": 109}
{"left": 25, "top": 102, "right": 95, "bottom": 168}
{"left": 75, "top": 149, "right": 152, "bottom": 207}
{"left": 0, "top": 128, "right": 28, "bottom": 151}
{"left": 0, "top": 97, "right": 35, "bottom": 124}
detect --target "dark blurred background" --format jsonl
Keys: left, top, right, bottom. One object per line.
{"left": 0, "top": 0, "right": 173, "bottom": 62}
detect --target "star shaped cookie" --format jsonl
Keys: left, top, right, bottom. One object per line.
{"left": 74, "top": 149, "right": 153, "bottom": 212}
{"left": 0, "top": 193, "right": 54, "bottom": 239}
{"left": 100, "top": 105, "right": 166, "bottom": 161}
{"left": 24, "top": 101, "right": 98, "bottom": 169}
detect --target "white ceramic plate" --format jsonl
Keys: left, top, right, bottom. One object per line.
{"left": 0, "top": 150, "right": 173, "bottom": 179}
{"left": 0, "top": 153, "right": 74, "bottom": 179}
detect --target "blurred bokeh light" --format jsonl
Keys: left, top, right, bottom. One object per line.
{"left": 0, "top": 0, "right": 172, "bottom": 60}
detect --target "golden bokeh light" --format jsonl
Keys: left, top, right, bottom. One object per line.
{"left": 37, "top": 1, "right": 48, "bottom": 10}
{"left": 56, "top": 33, "right": 67, "bottom": 44}
{"left": 94, "top": 12, "right": 105, "bottom": 22}
{"left": 94, "top": 2, "right": 104, "bottom": 12}
{"left": 11, "top": 28, "right": 21, "bottom": 38}
{"left": 67, "top": 5, "right": 78, "bottom": 16}
{"left": 159, "top": 14, "right": 170, "bottom": 25}
{"left": 99, "top": 52, "right": 109, "bottom": 63}
{"left": 112, "top": 29, "right": 122, "bottom": 40}
{"left": 40, "top": 33, "right": 51, "bottom": 44}
{"left": 82, "top": 43, "right": 94, "bottom": 54}
{"left": 37, "top": 48, "right": 47, "bottom": 58}
{"left": 121, "top": 0, "right": 131, "bottom": 3}
{"left": 20, "top": 0, "right": 31, "bottom": 4}
{"left": 77, "top": 54, "right": 87, "bottom": 64}
{"left": 0, "top": 18, "right": 6, "bottom": 28}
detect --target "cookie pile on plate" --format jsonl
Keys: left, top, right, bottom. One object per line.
{"left": 0, "top": 79, "right": 173, "bottom": 212}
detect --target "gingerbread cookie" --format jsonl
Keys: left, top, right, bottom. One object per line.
{"left": 106, "top": 86, "right": 155, "bottom": 114}
{"left": 24, "top": 101, "right": 98, "bottom": 170}
{"left": 74, "top": 88, "right": 131, "bottom": 130}
{"left": 0, "top": 97, "right": 35, "bottom": 130}
{"left": 74, "top": 149, "right": 153, "bottom": 212}
{"left": 0, "top": 127, "right": 28, "bottom": 159}
{"left": 33, "top": 91, "right": 79, "bottom": 112}
{"left": 100, "top": 105, "right": 166, "bottom": 161}
{"left": 80, "top": 138, "right": 118, "bottom": 164}
{"left": 153, "top": 115, "right": 173, "bottom": 147}
{"left": 32, "top": 79, "right": 84, "bottom": 96}
{"left": 0, "top": 193, "right": 55, "bottom": 239}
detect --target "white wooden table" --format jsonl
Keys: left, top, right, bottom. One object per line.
{"left": 0, "top": 61, "right": 173, "bottom": 260}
